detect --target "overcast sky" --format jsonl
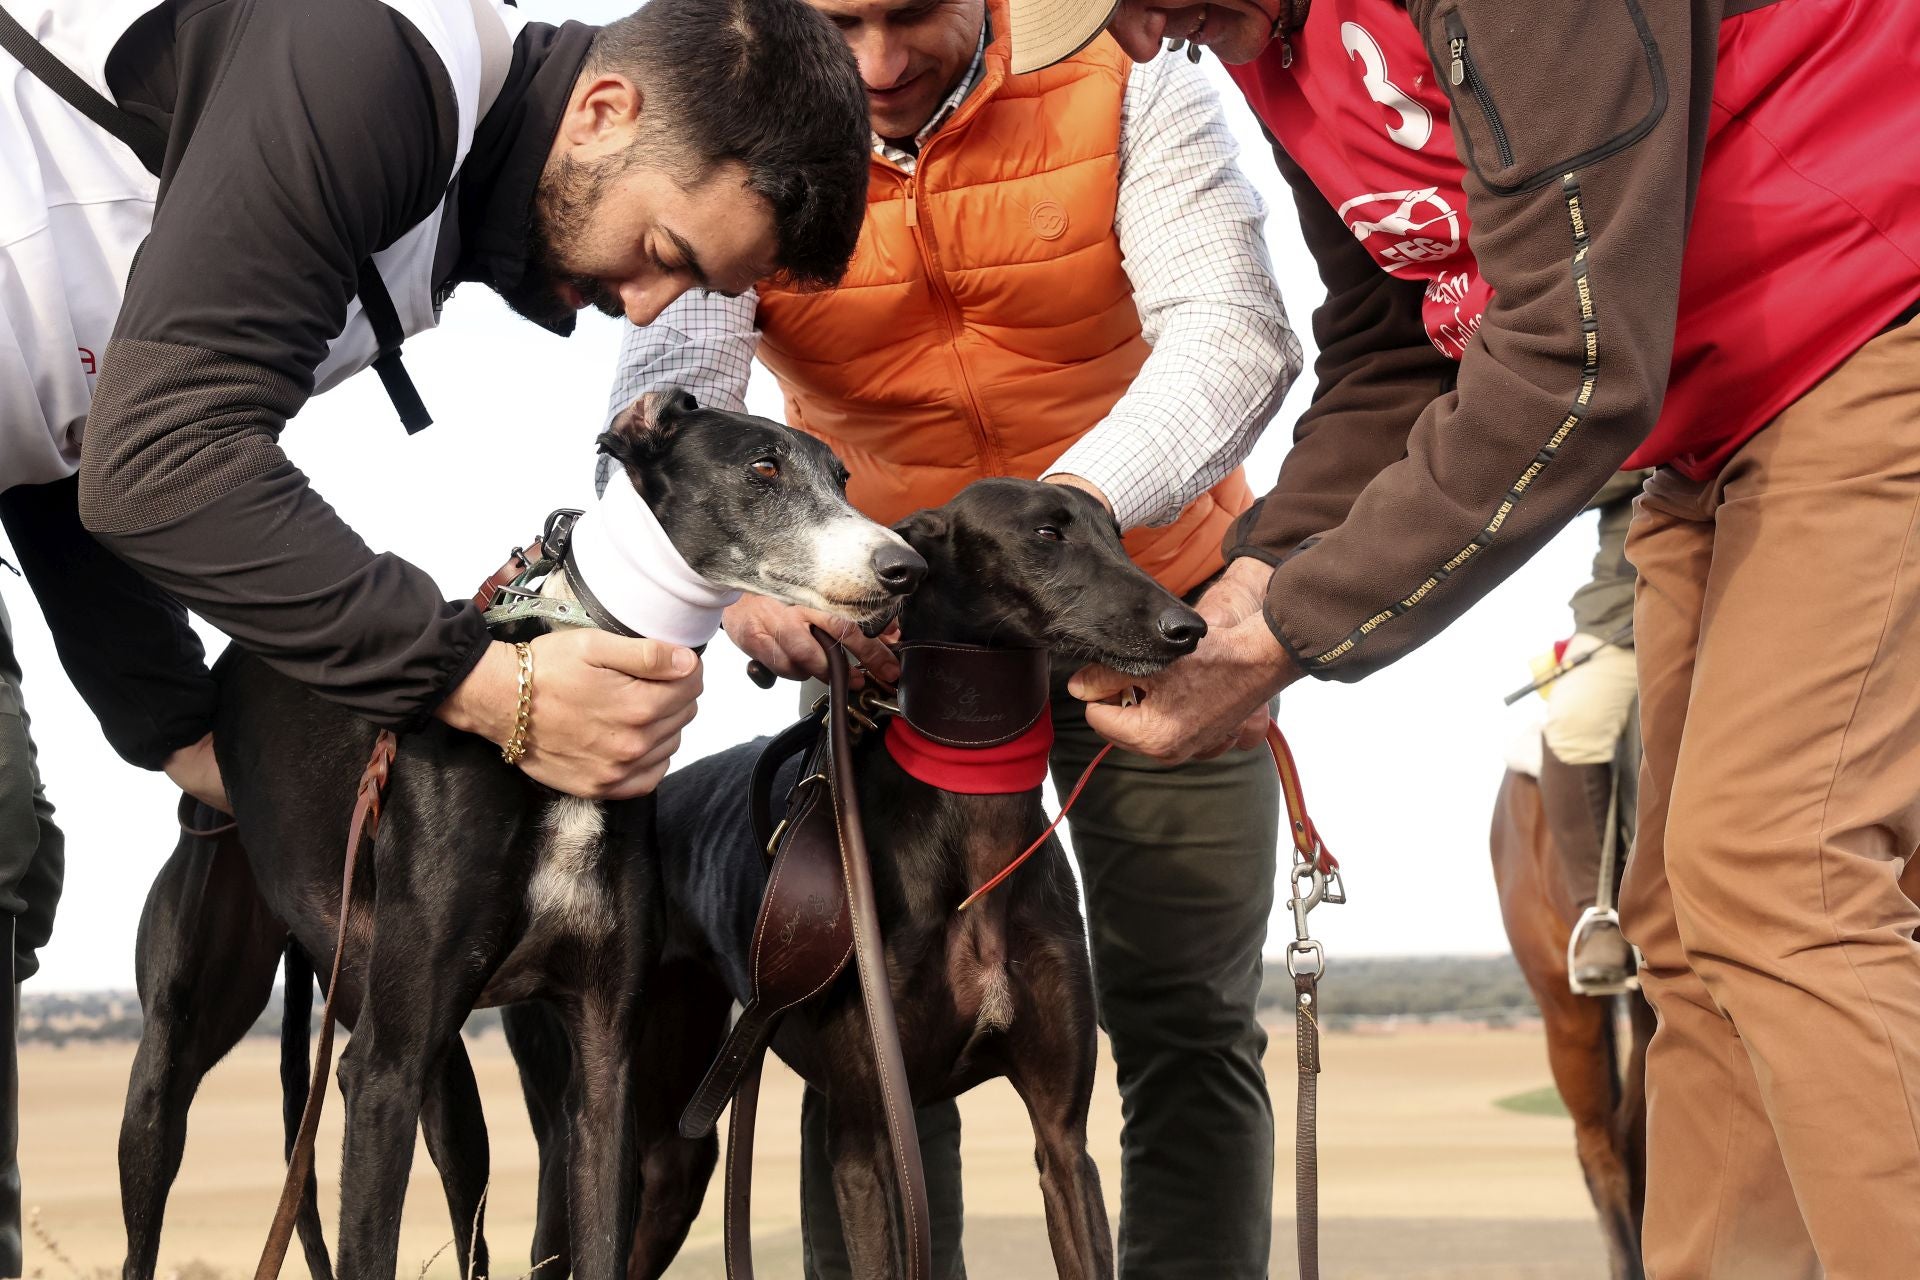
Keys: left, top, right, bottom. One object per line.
{"left": 0, "top": 0, "right": 1595, "bottom": 991}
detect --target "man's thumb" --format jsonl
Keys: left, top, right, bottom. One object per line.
{"left": 1067, "top": 663, "right": 1131, "bottom": 703}
{"left": 601, "top": 636, "right": 699, "bottom": 679}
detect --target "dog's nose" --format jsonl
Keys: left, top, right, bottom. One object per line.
{"left": 1156, "top": 607, "right": 1207, "bottom": 652}
{"left": 873, "top": 542, "right": 927, "bottom": 594}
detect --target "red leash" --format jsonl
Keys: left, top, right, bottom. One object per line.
{"left": 959, "top": 720, "right": 1334, "bottom": 912}
{"left": 956, "top": 742, "right": 1113, "bottom": 912}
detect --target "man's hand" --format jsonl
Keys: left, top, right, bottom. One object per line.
{"left": 438, "top": 631, "right": 704, "bottom": 799}
{"left": 723, "top": 593, "right": 900, "bottom": 685}
{"left": 164, "top": 732, "right": 231, "bottom": 814}
{"left": 1042, "top": 472, "right": 1114, "bottom": 514}
{"left": 1069, "top": 558, "right": 1299, "bottom": 762}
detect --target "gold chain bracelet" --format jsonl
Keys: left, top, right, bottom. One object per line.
{"left": 501, "top": 641, "right": 534, "bottom": 765}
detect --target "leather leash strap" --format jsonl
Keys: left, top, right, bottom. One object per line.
{"left": 821, "top": 636, "right": 932, "bottom": 1280}
{"left": 1267, "top": 722, "right": 1340, "bottom": 1280}
{"left": 254, "top": 729, "right": 398, "bottom": 1280}
{"left": 691, "top": 634, "right": 929, "bottom": 1280}
{"left": 1294, "top": 968, "right": 1322, "bottom": 1280}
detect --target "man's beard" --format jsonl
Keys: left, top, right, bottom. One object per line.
{"left": 499, "top": 150, "right": 628, "bottom": 329}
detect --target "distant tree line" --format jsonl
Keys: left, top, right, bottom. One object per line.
{"left": 1256, "top": 954, "right": 1538, "bottom": 1028}
{"left": 25, "top": 955, "right": 1540, "bottom": 1046}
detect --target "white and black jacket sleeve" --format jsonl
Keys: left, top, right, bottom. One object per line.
{"left": 74, "top": 0, "right": 489, "bottom": 732}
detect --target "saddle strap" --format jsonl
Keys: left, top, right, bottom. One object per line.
{"left": 681, "top": 768, "right": 851, "bottom": 1140}
{"left": 253, "top": 729, "right": 398, "bottom": 1280}
{"left": 821, "top": 635, "right": 931, "bottom": 1280}
{"left": 750, "top": 714, "right": 824, "bottom": 852}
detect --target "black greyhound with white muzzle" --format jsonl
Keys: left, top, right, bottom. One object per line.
{"left": 115, "top": 391, "right": 923, "bottom": 1280}
{"left": 510, "top": 476, "right": 1206, "bottom": 1279}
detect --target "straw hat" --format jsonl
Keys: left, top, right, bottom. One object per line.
{"left": 1007, "top": 0, "right": 1123, "bottom": 73}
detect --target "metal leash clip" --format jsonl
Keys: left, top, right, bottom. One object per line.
{"left": 1286, "top": 849, "right": 1345, "bottom": 980}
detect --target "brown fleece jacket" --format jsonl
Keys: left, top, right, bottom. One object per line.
{"left": 1233, "top": 0, "right": 1722, "bottom": 681}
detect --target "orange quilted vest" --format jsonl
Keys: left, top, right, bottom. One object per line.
{"left": 754, "top": 12, "right": 1250, "bottom": 596}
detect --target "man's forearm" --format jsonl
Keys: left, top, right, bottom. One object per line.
{"left": 598, "top": 292, "right": 759, "bottom": 494}
{"left": 78, "top": 342, "right": 489, "bottom": 730}
{"left": 1054, "top": 48, "right": 1298, "bottom": 530}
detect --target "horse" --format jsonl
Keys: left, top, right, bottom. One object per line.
{"left": 1489, "top": 719, "right": 1652, "bottom": 1280}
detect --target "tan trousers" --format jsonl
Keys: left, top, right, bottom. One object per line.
{"left": 1622, "top": 315, "right": 1920, "bottom": 1278}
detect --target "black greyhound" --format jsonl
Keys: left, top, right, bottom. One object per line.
{"left": 116, "top": 391, "right": 924, "bottom": 1280}
{"left": 511, "top": 476, "right": 1206, "bottom": 1279}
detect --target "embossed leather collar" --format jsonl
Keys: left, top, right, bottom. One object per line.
{"left": 894, "top": 642, "right": 1050, "bottom": 749}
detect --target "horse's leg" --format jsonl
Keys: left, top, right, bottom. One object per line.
{"left": 1616, "top": 990, "right": 1656, "bottom": 1274}
{"left": 1490, "top": 772, "right": 1641, "bottom": 1280}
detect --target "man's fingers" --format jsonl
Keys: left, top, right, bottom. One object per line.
{"left": 585, "top": 633, "right": 700, "bottom": 680}
{"left": 841, "top": 630, "right": 900, "bottom": 683}
{"left": 1083, "top": 701, "right": 1186, "bottom": 764}
{"left": 1068, "top": 663, "right": 1137, "bottom": 704}
{"left": 633, "top": 726, "right": 685, "bottom": 773}
{"left": 603, "top": 759, "right": 673, "bottom": 801}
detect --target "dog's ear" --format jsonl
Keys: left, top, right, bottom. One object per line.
{"left": 892, "top": 508, "right": 950, "bottom": 557}
{"left": 597, "top": 388, "right": 700, "bottom": 471}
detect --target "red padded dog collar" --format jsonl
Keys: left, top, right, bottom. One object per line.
{"left": 884, "top": 707, "right": 1055, "bottom": 795}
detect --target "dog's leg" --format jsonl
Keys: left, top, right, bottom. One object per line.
{"left": 820, "top": 1086, "right": 908, "bottom": 1280}
{"left": 560, "top": 989, "right": 644, "bottom": 1280}
{"left": 419, "top": 1038, "right": 491, "bottom": 1277}
{"left": 504, "top": 999, "right": 575, "bottom": 1275}
{"left": 1005, "top": 947, "right": 1114, "bottom": 1280}
{"left": 334, "top": 886, "right": 503, "bottom": 1279}
{"left": 623, "top": 960, "right": 728, "bottom": 1280}
{"left": 119, "top": 820, "right": 287, "bottom": 1280}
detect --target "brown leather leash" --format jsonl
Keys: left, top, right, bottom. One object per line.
{"left": 1268, "top": 722, "right": 1342, "bottom": 1280}
{"left": 684, "top": 630, "right": 930, "bottom": 1280}
{"left": 253, "top": 728, "right": 398, "bottom": 1280}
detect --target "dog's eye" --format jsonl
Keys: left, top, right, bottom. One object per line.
{"left": 1035, "top": 525, "right": 1064, "bottom": 542}
{"left": 750, "top": 458, "right": 780, "bottom": 479}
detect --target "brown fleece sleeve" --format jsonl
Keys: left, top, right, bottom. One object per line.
{"left": 1225, "top": 140, "right": 1456, "bottom": 566}
{"left": 1251, "top": 0, "right": 1721, "bottom": 681}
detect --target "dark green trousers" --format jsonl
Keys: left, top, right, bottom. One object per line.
{"left": 0, "top": 590, "right": 61, "bottom": 1277}
{"left": 0, "top": 594, "right": 60, "bottom": 984}
{"left": 800, "top": 690, "right": 1280, "bottom": 1279}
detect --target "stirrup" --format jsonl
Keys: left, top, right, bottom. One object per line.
{"left": 1566, "top": 906, "right": 1640, "bottom": 997}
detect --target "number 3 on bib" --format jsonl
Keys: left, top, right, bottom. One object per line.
{"left": 1341, "top": 21, "right": 1433, "bottom": 151}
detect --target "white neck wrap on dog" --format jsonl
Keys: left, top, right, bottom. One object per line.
{"left": 565, "top": 477, "right": 741, "bottom": 648}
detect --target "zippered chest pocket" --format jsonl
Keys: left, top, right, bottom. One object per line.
{"left": 1430, "top": 0, "right": 1667, "bottom": 196}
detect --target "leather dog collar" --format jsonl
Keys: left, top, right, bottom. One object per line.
{"left": 884, "top": 642, "right": 1054, "bottom": 795}
{"left": 893, "top": 642, "right": 1051, "bottom": 748}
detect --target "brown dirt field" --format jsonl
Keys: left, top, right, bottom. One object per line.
{"left": 23, "top": 1024, "right": 1609, "bottom": 1277}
